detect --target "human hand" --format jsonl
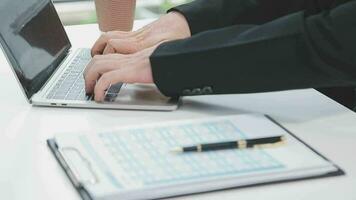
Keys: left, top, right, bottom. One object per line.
{"left": 91, "top": 11, "right": 191, "bottom": 56}
{"left": 84, "top": 46, "right": 157, "bottom": 102}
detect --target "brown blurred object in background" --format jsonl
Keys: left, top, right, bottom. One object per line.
{"left": 94, "top": 0, "right": 136, "bottom": 32}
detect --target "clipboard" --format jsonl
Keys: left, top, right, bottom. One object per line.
{"left": 47, "top": 115, "right": 344, "bottom": 200}
{"left": 47, "top": 140, "right": 93, "bottom": 200}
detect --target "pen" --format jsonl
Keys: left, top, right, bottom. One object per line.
{"left": 171, "top": 135, "right": 286, "bottom": 153}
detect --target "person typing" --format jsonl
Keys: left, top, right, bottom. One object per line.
{"left": 84, "top": 0, "right": 356, "bottom": 110}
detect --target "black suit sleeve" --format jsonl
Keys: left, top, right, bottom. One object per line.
{"left": 150, "top": 1, "right": 356, "bottom": 97}
{"left": 169, "top": 0, "right": 332, "bottom": 34}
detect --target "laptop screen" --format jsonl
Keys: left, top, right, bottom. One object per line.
{"left": 0, "top": 0, "right": 71, "bottom": 99}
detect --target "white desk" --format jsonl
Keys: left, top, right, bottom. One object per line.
{"left": 1, "top": 20, "right": 356, "bottom": 200}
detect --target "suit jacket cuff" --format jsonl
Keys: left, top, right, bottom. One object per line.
{"left": 167, "top": 5, "right": 207, "bottom": 35}
{"left": 167, "top": 0, "right": 308, "bottom": 35}
{"left": 150, "top": 43, "right": 181, "bottom": 97}
{"left": 166, "top": 0, "right": 259, "bottom": 35}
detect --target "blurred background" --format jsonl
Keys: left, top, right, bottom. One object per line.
{"left": 53, "top": 0, "right": 192, "bottom": 26}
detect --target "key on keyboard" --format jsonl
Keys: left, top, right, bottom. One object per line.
{"left": 46, "top": 50, "right": 91, "bottom": 101}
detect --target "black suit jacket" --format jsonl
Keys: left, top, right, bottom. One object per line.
{"left": 149, "top": 0, "right": 356, "bottom": 108}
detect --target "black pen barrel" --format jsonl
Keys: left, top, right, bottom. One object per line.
{"left": 181, "top": 136, "right": 283, "bottom": 152}
{"left": 247, "top": 136, "right": 282, "bottom": 147}
{"left": 202, "top": 141, "right": 237, "bottom": 151}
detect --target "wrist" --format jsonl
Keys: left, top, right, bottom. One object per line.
{"left": 167, "top": 11, "right": 191, "bottom": 38}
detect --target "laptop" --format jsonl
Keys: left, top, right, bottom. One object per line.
{"left": 0, "top": 0, "right": 178, "bottom": 111}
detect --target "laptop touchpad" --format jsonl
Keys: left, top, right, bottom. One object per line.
{"left": 104, "top": 83, "right": 172, "bottom": 106}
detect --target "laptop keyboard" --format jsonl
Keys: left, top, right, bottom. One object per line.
{"left": 46, "top": 49, "right": 92, "bottom": 101}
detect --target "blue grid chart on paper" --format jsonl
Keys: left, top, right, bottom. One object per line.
{"left": 97, "top": 120, "right": 285, "bottom": 186}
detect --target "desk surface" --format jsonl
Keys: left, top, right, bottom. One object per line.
{"left": 1, "top": 20, "right": 356, "bottom": 200}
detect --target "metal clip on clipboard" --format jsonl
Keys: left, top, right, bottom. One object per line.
{"left": 56, "top": 147, "right": 99, "bottom": 187}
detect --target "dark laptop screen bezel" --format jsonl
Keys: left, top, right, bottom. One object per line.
{"left": 0, "top": 0, "right": 71, "bottom": 100}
